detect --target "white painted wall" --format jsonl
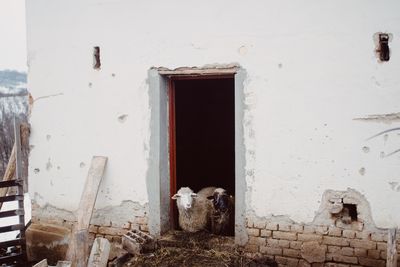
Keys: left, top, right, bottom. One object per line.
{"left": 26, "top": 0, "right": 400, "bottom": 228}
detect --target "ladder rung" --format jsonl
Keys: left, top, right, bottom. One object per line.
{"left": 0, "top": 238, "right": 25, "bottom": 249}
{"left": 0, "top": 179, "right": 23, "bottom": 188}
{"left": 0, "top": 195, "right": 24, "bottom": 203}
{"left": 0, "top": 209, "right": 24, "bottom": 218}
{"left": 0, "top": 223, "right": 25, "bottom": 233}
{"left": 0, "top": 252, "right": 24, "bottom": 263}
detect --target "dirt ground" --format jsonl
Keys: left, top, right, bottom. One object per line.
{"left": 123, "top": 231, "right": 277, "bottom": 267}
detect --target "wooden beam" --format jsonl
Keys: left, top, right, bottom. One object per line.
{"left": 66, "top": 156, "right": 107, "bottom": 267}
{"left": 387, "top": 228, "right": 398, "bottom": 267}
{"left": 87, "top": 237, "right": 110, "bottom": 267}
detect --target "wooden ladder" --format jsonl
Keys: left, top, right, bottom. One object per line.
{"left": 0, "top": 119, "right": 27, "bottom": 266}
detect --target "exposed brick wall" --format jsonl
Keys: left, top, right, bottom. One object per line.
{"left": 244, "top": 217, "right": 400, "bottom": 267}
{"left": 88, "top": 215, "right": 149, "bottom": 244}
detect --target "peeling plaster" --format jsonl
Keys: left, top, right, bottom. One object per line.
{"left": 31, "top": 199, "right": 149, "bottom": 228}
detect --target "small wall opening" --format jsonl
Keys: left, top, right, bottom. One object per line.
{"left": 93, "top": 46, "right": 101, "bottom": 69}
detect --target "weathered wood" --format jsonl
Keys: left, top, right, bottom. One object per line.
{"left": 55, "top": 261, "right": 72, "bottom": 267}
{"left": 76, "top": 156, "right": 108, "bottom": 230}
{"left": 387, "top": 228, "right": 398, "bottom": 267}
{"left": 74, "top": 230, "right": 89, "bottom": 267}
{"left": 33, "top": 259, "right": 48, "bottom": 267}
{"left": 0, "top": 143, "right": 16, "bottom": 210}
{"left": 66, "top": 156, "right": 107, "bottom": 267}
{"left": 87, "top": 237, "right": 110, "bottom": 267}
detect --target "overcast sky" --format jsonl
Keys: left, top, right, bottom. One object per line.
{"left": 0, "top": 0, "right": 27, "bottom": 72}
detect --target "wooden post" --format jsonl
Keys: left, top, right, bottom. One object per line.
{"left": 387, "top": 228, "right": 398, "bottom": 267}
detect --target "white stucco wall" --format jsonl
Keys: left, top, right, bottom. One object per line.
{"left": 26, "top": 0, "right": 400, "bottom": 228}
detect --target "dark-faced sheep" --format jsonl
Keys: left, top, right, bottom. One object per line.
{"left": 171, "top": 186, "right": 216, "bottom": 232}
{"left": 207, "top": 188, "right": 234, "bottom": 236}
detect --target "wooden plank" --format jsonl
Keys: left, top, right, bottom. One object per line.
{"left": 87, "top": 237, "right": 110, "bottom": 267}
{"left": 0, "top": 179, "right": 23, "bottom": 188}
{"left": 0, "top": 208, "right": 24, "bottom": 218}
{"left": 0, "top": 143, "right": 16, "bottom": 210}
{"left": 0, "top": 252, "right": 24, "bottom": 264}
{"left": 76, "top": 156, "right": 108, "bottom": 230}
{"left": 0, "top": 223, "right": 25, "bottom": 232}
{"left": 0, "top": 194, "right": 24, "bottom": 203}
{"left": 66, "top": 156, "right": 107, "bottom": 267}
{"left": 0, "top": 238, "right": 25, "bottom": 248}
{"left": 387, "top": 228, "right": 398, "bottom": 267}
{"left": 56, "top": 260, "right": 72, "bottom": 267}
{"left": 33, "top": 259, "right": 48, "bottom": 267}
{"left": 74, "top": 230, "right": 89, "bottom": 267}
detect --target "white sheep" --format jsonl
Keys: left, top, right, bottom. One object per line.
{"left": 171, "top": 186, "right": 216, "bottom": 232}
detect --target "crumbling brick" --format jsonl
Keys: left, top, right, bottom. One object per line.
{"left": 278, "top": 223, "right": 291, "bottom": 232}
{"left": 260, "top": 229, "right": 272, "bottom": 237}
{"left": 247, "top": 228, "right": 260, "bottom": 237}
{"left": 331, "top": 255, "right": 358, "bottom": 264}
{"left": 358, "top": 257, "right": 385, "bottom": 267}
{"left": 259, "top": 246, "right": 282, "bottom": 255}
{"left": 266, "top": 222, "right": 278, "bottom": 231}
{"left": 349, "top": 239, "right": 376, "bottom": 250}
{"left": 328, "top": 227, "right": 342, "bottom": 237}
{"left": 342, "top": 230, "right": 356, "bottom": 239}
{"left": 298, "top": 233, "right": 322, "bottom": 242}
{"left": 290, "top": 241, "right": 302, "bottom": 250}
{"left": 353, "top": 247, "right": 367, "bottom": 257}
{"left": 273, "top": 231, "right": 297, "bottom": 241}
{"left": 283, "top": 248, "right": 301, "bottom": 258}
{"left": 367, "top": 249, "right": 380, "bottom": 259}
{"left": 341, "top": 247, "right": 353, "bottom": 256}
{"left": 323, "top": 236, "right": 349, "bottom": 246}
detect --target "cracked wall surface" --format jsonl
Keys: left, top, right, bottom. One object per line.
{"left": 26, "top": 0, "right": 400, "bottom": 239}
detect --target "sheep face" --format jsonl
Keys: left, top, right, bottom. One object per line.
{"left": 207, "top": 188, "right": 231, "bottom": 212}
{"left": 172, "top": 187, "right": 198, "bottom": 211}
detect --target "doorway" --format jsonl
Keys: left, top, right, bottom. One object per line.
{"left": 146, "top": 67, "right": 247, "bottom": 244}
{"left": 169, "top": 76, "right": 235, "bottom": 234}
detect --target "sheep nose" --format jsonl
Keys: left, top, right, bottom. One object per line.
{"left": 185, "top": 204, "right": 191, "bottom": 209}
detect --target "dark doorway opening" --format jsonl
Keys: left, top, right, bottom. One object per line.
{"left": 169, "top": 76, "right": 235, "bottom": 235}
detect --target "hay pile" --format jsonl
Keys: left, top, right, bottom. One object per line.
{"left": 124, "top": 231, "right": 277, "bottom": 267}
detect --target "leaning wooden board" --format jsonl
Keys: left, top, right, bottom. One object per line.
{"left": 66, "top": 156, "right": 108, "bottom": 267}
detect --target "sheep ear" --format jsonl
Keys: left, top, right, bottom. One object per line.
{"left": 171, "top": 194, "right": 180, "bottom": 199}
{"left": 207, "top": 196, "right": 214, "bottom": 200}
{"left": 191, "top": 193, "right": 198, "bottom": 198}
